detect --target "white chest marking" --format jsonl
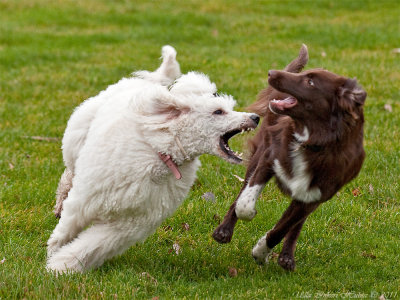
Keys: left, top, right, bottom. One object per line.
{"left": 273, "top": 140, "right": 321, "bottom": 203}
{"left": 293, "top": 126, "right": 309, "bottom": 142}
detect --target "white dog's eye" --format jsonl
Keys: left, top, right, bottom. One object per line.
{"left": 308, "top": 78, "right": 314, "bottom": 86}
{"left": 213, "top": 109, "right": 225, "bottom": 115}
{"left": 213, "top": 92, "right": 220, "bottom": 97}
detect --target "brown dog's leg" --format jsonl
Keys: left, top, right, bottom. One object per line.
{"left": 213, "top": 149, "right": 272, "bottom": 243}
{"left": 252, "top": 200, "right": 319, "bottom": 266}
{"left": 212, "top": 197, "right": 239, "bottom": 243}
{"left": 266, "top": 200, "right": 319, "bottom": 249}
{"left": 278, "top": 218, "right": 306, "bottom": 271}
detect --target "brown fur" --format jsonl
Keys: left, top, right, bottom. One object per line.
{"left": 213, "top": 45, "right": 366, "bottom": 271}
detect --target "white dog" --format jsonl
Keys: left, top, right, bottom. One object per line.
{"left": 47, "top": 46, "right": 259, "bottom": 273}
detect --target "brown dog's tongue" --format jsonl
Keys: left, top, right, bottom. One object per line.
{"left": 271, "top": 97, "right": 297, "bottom": 110}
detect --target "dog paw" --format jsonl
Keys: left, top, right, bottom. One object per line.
{"left": 47, "top": 242, "right": 59, "bottom": 258}
{"left": 251, "top": 233, "right": 272, "bottom": 265}
{"left": 47, "top": 251, "right": 84, "bottom": 274}
{"left": 235, "top": 206, "right": 257, "bottom": 221}
{"left": 252, "top": 247, "right": 272, "bottom": 265}
{"left": 46, "top": 260, "right": 80, "bottom": 274}
{"left": 212, "top": 226, "right": 233, "bottom": 244}
{"left": 47, "top": 237, "right": 64, "bottom": 258}
{"left": 278, "top": 252, "right": 296, "bottom": 271}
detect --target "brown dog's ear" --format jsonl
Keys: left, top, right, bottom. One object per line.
{"left": 339, "top": 78, "right": 367, "bottom": 105}
{"left": 284, "top": 44, "right": 309, "bottom": 73}
{"left": 337, "top": 78, "right": 367, "bottom": 119}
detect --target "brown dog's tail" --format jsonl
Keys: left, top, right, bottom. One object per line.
{"left": 247, "top": 44, "right": 309, "bottom": 116}
{"left": 284, "top": 44, "right": 309, "bottom": 73}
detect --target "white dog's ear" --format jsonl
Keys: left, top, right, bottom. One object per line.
{"left": 156, "top": 104, "right": 185, "bottom": 120}
{"left": 153, "top": 97, "right": 189, "bottom": 120}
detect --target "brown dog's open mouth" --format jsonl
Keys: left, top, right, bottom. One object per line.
{"left": 219, "top": 126, "right": 256, "bottom": 164}
{"left": 269, "top": 96, "right": 298, "bottom": 111}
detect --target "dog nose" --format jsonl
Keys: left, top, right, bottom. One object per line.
{"left": 250, "top": 114, "right": 260, "bottom": 125}
{"left": 268, "top": 70, "right": 278, "bottom": 78}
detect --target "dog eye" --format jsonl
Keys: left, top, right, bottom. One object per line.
{"left": 308, "top": 79, "right": 314, "bottom": 86}
{"left": 213, "top": 92, "right": 220, "bottom": 97}
{"left": 213, "top": 109, "right": 224, "bottom": 115}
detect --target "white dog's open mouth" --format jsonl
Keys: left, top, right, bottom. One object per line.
{"left": 219, "top": 125, "right": 257, "bottom": 164}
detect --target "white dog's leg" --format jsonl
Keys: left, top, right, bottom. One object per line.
{"left": 47, "top": 213, "right": 89, "bottom": 258}
{"left": 47, "top": 221, "right": 148, "bottom": 273}
{"left": 47, "top": 190, "right": 92, "bottom": 257}
{"left": 235, "top": 183, "right": 265, "bottom": 221}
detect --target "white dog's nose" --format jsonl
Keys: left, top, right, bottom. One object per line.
{"left": 250, "top": 114, "right": 260, "bottom": 125}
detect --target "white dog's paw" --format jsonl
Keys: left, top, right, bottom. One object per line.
{"left": 252, "top": 233, "right": 272, "bottom": 265}
{"left": 235, "top": 204, "right": 257, "bottom": 221}
{"left": 47, "top": 251, "right": 84, "bottom": 274}
{"left": 47, "top": 237, "right": 62, "bottom": 258}
{"left": 161, "top": 45, "right": 177, "bottom": 59}
{"left": 47, "top": 234, "right": 69, "bottom": 258}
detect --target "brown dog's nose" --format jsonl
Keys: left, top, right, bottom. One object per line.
{"left": 250, "top": 114, "right": 260, "bottom": 125}
{"left": 268, "top": 70, "right": 278, "bottom": 78}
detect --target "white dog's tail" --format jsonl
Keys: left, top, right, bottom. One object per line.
{"left": 156, "top": 45, "right": 181, "bottom": 81}
{"left": 134, "top": 45, "right": 181, "bottom": 86}
{"left": 54, "top": 168, "right": 73, "bottom": 218}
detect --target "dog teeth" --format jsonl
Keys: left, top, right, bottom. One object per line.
{"left": 240, "top": 127, "right": 255, "bottom": 134}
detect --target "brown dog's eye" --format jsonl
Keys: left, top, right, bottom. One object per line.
{"left": 308, "top": 79, "right": 314, "bottom": 86}
{"left": 213, "top": 109, "right": 224, "bottom": 115}
{"left": 213, "top": 92, "right": 220, "bottom": 97}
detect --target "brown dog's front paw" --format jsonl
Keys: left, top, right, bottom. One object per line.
{"left": 278, "top": 252, "right": 296, "bottom": 271}
{"left": 212, "top": 226, "right": 233, "bottom": 243}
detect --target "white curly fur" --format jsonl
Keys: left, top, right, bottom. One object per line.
{"left": 48, "top": 45, "right": 257, "bottom": 273}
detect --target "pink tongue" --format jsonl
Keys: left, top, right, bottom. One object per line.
{"left": 273, "top": 97, "right": 297, "bottom": 110}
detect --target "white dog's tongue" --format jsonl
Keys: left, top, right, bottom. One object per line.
{"left": 270, "top": 97, "right": 297, "bottom": 110}
{"left": 158, "top": 153, "right": 182, "bottom": 180}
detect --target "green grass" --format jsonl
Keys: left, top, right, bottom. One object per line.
{"left": 1, "top": 0, "right": 399, "bottom": 298}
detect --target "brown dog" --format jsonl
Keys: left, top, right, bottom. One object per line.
{"left": 213, "top": 45, "right": 366, "bottom": 271}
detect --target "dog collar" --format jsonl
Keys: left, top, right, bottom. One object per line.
{"left": 158, "top": 152, "right": 182, "bottom": 180}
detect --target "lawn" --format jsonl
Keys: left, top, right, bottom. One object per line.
{"left": 1, "top": 0, "right": 399, "bottom": 299}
